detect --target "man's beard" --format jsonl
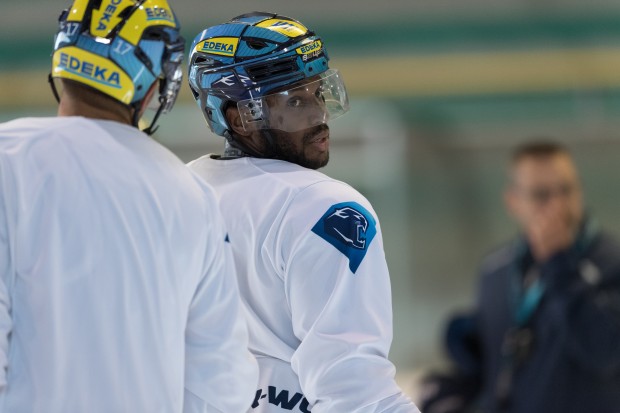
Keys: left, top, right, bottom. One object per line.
{"left": 260, "top": 124, "right": 330, "bottom": 170}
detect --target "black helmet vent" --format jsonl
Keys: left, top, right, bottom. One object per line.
{"left": 246, "top": 40, "right": 268, "bottom": 50}
{"left": 245, "top": 56, "right": 298, "bottom": 82}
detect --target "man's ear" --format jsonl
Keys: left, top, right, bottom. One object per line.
{"left": 225, "top": 105, "right": 252, "bottom": 137}
{"left": 138, "top": 81, "right": 159, "bottom": 117}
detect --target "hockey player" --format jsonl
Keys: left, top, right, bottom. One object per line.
{"left": 188, "top": 12, "right": 420, "bottom": 412}
{"left": 0, "top": 1, "right": 257, "bottom": 412}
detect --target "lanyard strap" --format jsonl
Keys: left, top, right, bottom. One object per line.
{"left": 510, "top": 217, "right": 598, "bottom": 325}
{"left": 513, "top": 274, "right": 545, "bottom": 326}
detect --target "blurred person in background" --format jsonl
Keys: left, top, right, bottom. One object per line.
{"left": 0, "top": 1, "right": 257, "bottom": 412}
{"left": 419, "top": 140, "right": 620, "bottom": 413}
{"left": 187, "top": 11, "right": 420, "bottom": 413}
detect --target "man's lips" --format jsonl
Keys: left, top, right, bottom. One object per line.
{"left": 307, "top": 128, "right": 329, "bottom": 144}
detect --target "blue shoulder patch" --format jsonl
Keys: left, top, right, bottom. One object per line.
{"left": 311, "top": 202, "right": 377, "bottom": 274}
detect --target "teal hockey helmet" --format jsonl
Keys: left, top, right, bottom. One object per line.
{"left": 188, "top": 12, "right": 349, "bottom": 138}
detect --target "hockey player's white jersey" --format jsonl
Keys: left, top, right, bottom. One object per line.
{"left": 189, "top": 155, "right": 419, "bottom": 413}
{"left": 0, "top": 117, "right": 258, "bottom": 413}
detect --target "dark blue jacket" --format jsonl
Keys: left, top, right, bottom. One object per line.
{"left": 475, "top": 226, "right": 620, "bottom": 413}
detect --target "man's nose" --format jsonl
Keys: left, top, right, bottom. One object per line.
{"left": 544, "top": 192, "right": 569, "bottom": 214}
{"left": 307, "top": 101, "right": 328, "bottom": 125}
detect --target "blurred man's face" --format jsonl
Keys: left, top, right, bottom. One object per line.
{"left": 506, "top": 153, "right": 584, "bottom": 236}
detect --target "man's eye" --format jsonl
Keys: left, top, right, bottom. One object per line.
{"left": 531, "top": 189, "right": 551, "bottom": 203}
{"left": 287, "top": 97, "right": 303, "bottom": 107}
{"left": 315, "top": 88, "right": 326, "bottom": 102}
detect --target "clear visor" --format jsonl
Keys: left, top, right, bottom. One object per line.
{"left": 237, "top": 68, "right": 349, "bottom": 133}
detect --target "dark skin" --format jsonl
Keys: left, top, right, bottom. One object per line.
{"left": 225, "top": 77, "right": 331, "bottom": 170}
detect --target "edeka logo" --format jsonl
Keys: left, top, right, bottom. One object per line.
{"left": 92, "top": 0, "right": 126, "bottom": 35}
{"left": 202, "top": 41, "right": 233, "bottom": 55}
{"left": 252, "top": 386, "right": 311, "bottom": 412}
{"left": 58, "top": 52, "right": 121, "bottom": 88}
{"left": 96, "top": 0, "right": 122, "bottom": 30}
{"left": 196, "top": 37, "right": 239, "bottom": 57}
{"left": 145, "top": 7, "right": 175, "bottom": 22}
{"left": 297, "top": 40, "right": 322, "bottom": 55}
{"left": 296, "top": 40, "right": 323, "bottom": 62}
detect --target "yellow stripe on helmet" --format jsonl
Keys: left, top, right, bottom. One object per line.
{"left": 66, "top": 0, "right": 91, "bottom": 22}
{"left": 119, "top": 0, "right": 178, "bottom": 45}
{"left": 256, "top": 19, "right": 308, "bottom": 38}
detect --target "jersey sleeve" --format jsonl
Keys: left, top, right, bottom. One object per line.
{"left": 183, "top": 189, "right": 258, "bottom": 413}
{"left": 0, "top": 156, "right": 13, "bottom": 391}
{"left": 278, "top": 181, "right": 419, "bottom": 412}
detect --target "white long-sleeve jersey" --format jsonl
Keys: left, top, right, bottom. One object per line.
{"left": 189, "top": 155, "right": 419, "bottom": 413}
{"left": 0, "top": 117, "right": 258, "bottom": 413}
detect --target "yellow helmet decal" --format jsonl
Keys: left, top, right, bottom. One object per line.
{"left": 194, "top": 37, "right": 239, "bottom": 57}
{"left": 256, "top": 19, "right": 308, "bottom": 38}
{"left": 66, "top": 0, "right": 90, "bottom": 22}
{"left": 118, "top": 0, "right": 177, "bottom": 45}
{"left": 90, "top": 0, "right": 136, "bottom": 38}
{"left": 296, "top": 40, "right": 322, "bottom": 57}
{"left": 52, "top": 46, "right": 134, "bottom": 104}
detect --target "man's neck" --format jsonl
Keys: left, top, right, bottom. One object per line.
{"left": 57, "top": 95, "right": 133, "bottom": 125}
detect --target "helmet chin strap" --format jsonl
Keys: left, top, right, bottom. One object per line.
{"left": 133, "top": 96, "right": 166, "bottom": 136}
{"left": 141, "top": 97, "right": 166, "bottom": 136}
{"left": 222, "top": 139, "right": 248, "bottom": 159}
{"left": 223, "top": 129, "right": 277, "bottom": 159}
{"left": 48, "top": 73, "right": 61, "bottom": 103}
{"left": 223, "top": 130, "right": 263, "bottom": 158}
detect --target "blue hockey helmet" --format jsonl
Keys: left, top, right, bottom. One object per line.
{"left": 188, "top": 12, "right": 349, "bottom": 138}
{"left": 50, "top": 0, "right": 185, "bottom": 133}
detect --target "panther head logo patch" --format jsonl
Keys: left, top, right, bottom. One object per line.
{"left": 311, "top": 202, "right": 377, "bottom": 274}
{"left": 324, "top": 207, "right": 368, "bottom": 250}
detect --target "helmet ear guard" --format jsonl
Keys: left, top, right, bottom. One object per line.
{"left": 50, "top": 0, "right": 185, "bottom": 134}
